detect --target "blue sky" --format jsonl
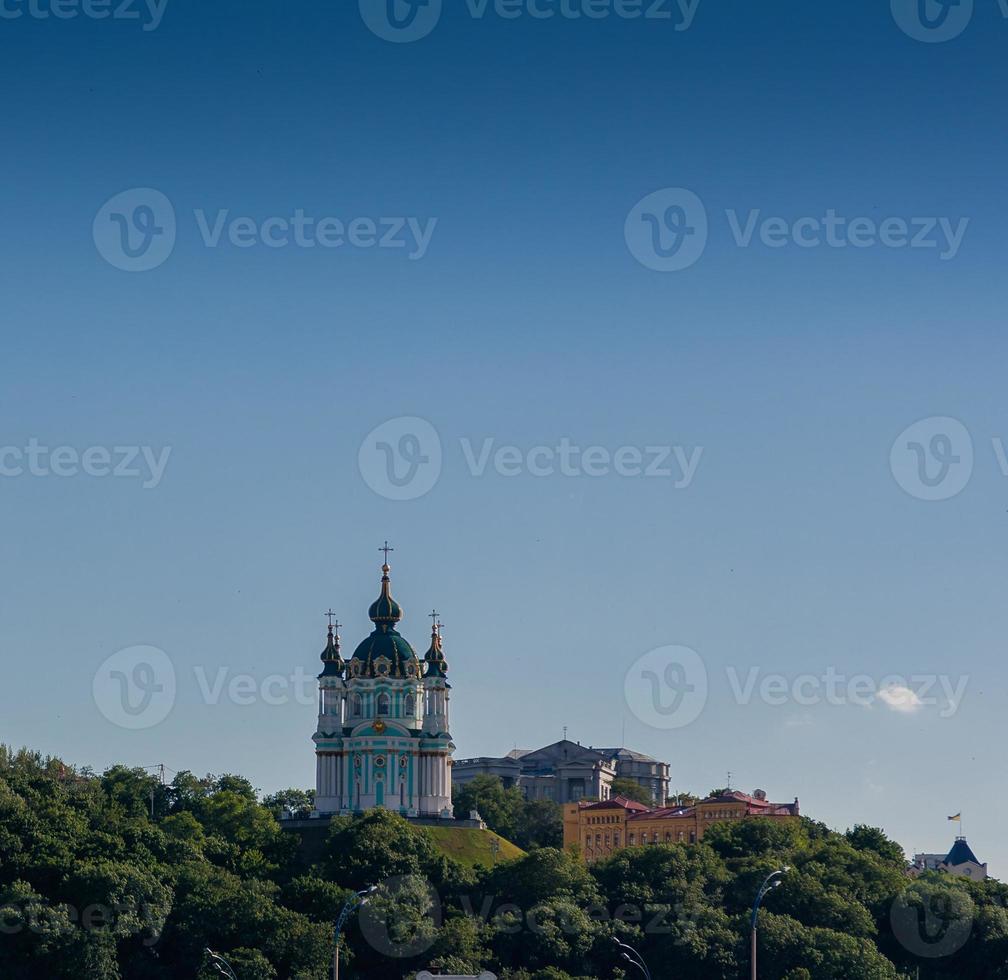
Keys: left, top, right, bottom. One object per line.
{"left": 2, "top": 0, "right": 1007, "bottom": 877}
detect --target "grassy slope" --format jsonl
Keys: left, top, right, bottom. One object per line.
{"left": 423, "top": 825, "right": 525, "bottom": 869}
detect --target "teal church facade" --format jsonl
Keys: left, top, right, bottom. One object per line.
{"left": 312, "top": 560, "right": 455, "bottom": 818}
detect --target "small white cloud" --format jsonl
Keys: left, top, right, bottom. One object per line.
{"left": 878, "top": 684, "right": 923, "bottom": 713}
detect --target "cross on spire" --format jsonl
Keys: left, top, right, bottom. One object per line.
{"left": 429, "top": 609, "right": 439, "bottom": 627}
{"left": 379, "top": 540, "right": 394, "bottom": 564}
{"left": 325, "top": 609, "right": 338, "bottom": 629}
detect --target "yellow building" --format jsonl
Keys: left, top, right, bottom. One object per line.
{"left": 563, "top": 789, "right": 800, "bottom": 863}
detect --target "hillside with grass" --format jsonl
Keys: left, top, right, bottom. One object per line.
{"left": 423, "top": 824, "right": 524, "bottom": 869}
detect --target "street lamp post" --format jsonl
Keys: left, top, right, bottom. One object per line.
{"left": 614, "top": 938, "right": 652, "bottom": 980}
{"left": 205, "top": 948, "right": 238, "bottom": 980}
{"left": 333, "top": 885, "right": 378, "bottom": 980}
{"left": 750, "top": 867, "right": 789, "bottom": 980}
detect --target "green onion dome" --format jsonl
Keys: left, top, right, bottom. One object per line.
{"left": 319, "top": 625, "right": 344, "bottom": 679}
{"left": 423, "top": 622, "right": 449, "bottom": 679}
{"left": 368, "top": 564, "right": 402, "bottom": 626}
{"left": 349, "top": 563, "right": 422, "bottom": 680}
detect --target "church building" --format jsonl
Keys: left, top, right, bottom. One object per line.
{"left": 311, "top": 552, "right": 455, "bottom": 819}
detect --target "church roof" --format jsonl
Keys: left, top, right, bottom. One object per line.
{"left": 368, "top": 562, "right": 403, "bottom": 626}
{"left": 348, "top": 562, "right": 422, "bottom": 680}
{"left": 944, "top": 837, "right": 981, "bottom": 867}
{"left": 423, "top": 621, "right": 449, "bottom": 679}
{"left": 318, "top": 625, "right": 344, "bottom": 678}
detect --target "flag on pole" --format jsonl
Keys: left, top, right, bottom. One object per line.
{"left": 948, "top": 813, "right": 961, "bottom": 821}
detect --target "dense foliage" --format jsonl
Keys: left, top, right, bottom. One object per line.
{"left": 3, "top": 748, "right": 1008, "bottom": 979}
{"left": 452, "top": 775, "right": 563, "bottom": 850}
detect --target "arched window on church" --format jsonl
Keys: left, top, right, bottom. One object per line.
{"left": 404, "top": 693, "right": 415, "bottom": 716}
{"left": 377, "top": 693, "right": 390, "bottom": 716}
{"left": 352, "top": 694, "right": 363, "bottom": 716}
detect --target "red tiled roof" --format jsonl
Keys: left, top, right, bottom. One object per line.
{"left": 627, "top": 806, "right": 693, "bottom": 821}
{"left": 579, "top": 795, "right": 651, "bottom": 812}
{"left": 578, "top": 791, "right": 798, "bottom": 819}
{"left": 588, "top": 791, "right": 799, "bottom": 820}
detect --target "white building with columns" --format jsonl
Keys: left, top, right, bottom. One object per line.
{"left": 312, "top": 555, "right": 455, "bottom": 819}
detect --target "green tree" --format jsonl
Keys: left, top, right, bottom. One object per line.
{"left": 610, "top": 778, "right": 654, "bottom": 805}
{"left": 263, "top": 788, "right": 315, "bottom": 819}
{"left": 453, "top": 775, "right": 525, "bottom": 840}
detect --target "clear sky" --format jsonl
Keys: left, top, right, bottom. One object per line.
{"left": 2, "top": 0, "right": 1007, "bottom": 876}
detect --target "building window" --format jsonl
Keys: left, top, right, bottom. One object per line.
{"left": 404, "top": 693, "right": 414, "bottom": 715}
{"left": 377, "top": 693, "right": 390, "bottom": 716}
{"left": 352, "top": 694, "right": 363, "bottom": 716}
{"left": 628, "top": 833, "right": 635, "bottom": 845}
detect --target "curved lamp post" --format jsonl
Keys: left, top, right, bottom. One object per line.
{"left": 614, "top": 937, "right": 653, "bottom": 980}
{"left": 205, "top": 948, "right": 238, "bottom": 980}
{"left": 750, "top": 867, "right": 789, "bottom": 980}
{"left": 333, "top": 885, "right": 378, "bottom": 980}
